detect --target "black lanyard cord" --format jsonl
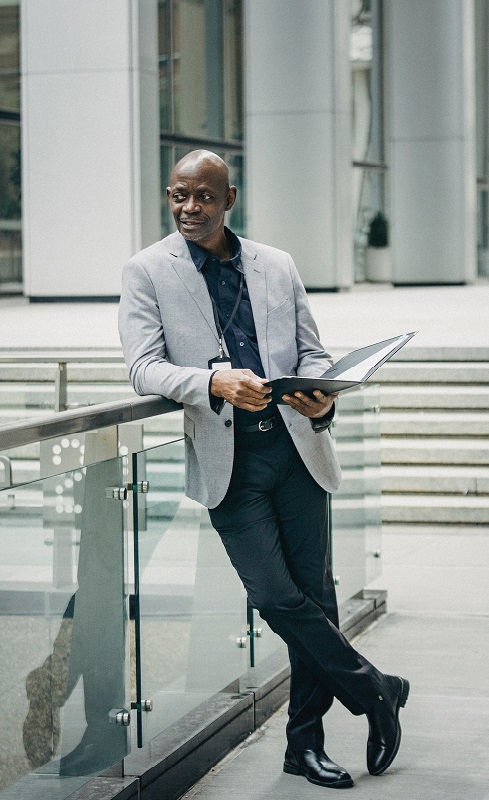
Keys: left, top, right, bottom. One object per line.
{"left": 210, "top": 271, "right": 244, "bottom": 352}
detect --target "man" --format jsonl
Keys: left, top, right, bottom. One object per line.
{"left": 119, "top": 150, "right": 409, "bottom": 789}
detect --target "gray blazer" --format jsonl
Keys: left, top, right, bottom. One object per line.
{"left": 118, "top": 231, "right": 341, "bottom": 508}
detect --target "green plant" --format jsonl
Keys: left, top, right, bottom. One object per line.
{"left": 367, "top": 211, "right": 389, "bottom": 248}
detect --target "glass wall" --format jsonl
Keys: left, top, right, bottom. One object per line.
{"left": 158, "top": 0, "right": 245, "bottom": 237}
{"left": 475, "top": 0, "right": 489, "bottom": 277}
{"left": 350, "top": 0, "right": 387, "bottom": 282}
{"left": 0, "top": 0, "right": 21, "bottom": 294}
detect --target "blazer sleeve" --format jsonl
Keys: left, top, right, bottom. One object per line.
{"left": 118, "top": 258, "right": 215, "bottom": 408}
{"left": 288, "top": 256, "right": 337, "bottom": 431}
{"left": 288, "top": 256, "right": 335, "bottom": 377}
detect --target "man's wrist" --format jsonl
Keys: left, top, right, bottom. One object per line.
{"left": 209, "top": 372, "right": 225, "bottom": 413}
{"left": 311, "top": 401, "right": 336, "bottom": 431}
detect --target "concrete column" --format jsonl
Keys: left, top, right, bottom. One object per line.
{"left": 21, "top": 0, "right": 160, "bottom": 298}
{"left": 387, "top": 0, "right": 477, "bottom": 284}
{"left": 245, "top": 0, "right": 353, "bottom": 289}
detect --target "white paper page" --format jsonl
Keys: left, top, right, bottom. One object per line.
{"left": 332, "top": 334, "right": 411, "bottom": 382}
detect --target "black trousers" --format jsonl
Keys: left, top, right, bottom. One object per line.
{"left": 209, "top": 421, "right": 385, "bottom": 750}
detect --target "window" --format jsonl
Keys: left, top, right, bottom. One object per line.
{"left": 0, "top": 0, "right": 21, "bottom": 293}
{"left": 158, "top": 0, "right": 245, "bottom": 237}
{"left": 351, "top": 0, "right": 387, "bottom": 281}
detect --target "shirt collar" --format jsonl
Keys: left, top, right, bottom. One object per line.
{"left": 186, "top": 227, "right": 243, "bottom": 273}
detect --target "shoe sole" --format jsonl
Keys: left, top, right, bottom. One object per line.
{"left": 284, "top": 762, "right": 354, "bottom": 789}
{"left": 369, "top": 677, "right": 410, "bottom": 776}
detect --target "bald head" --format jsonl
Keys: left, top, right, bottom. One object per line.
{"left": 170, "top": 150, "right": 230, "bottom": 191}
{"left": 166, "top": 150, "right": 237, "bottom": 257}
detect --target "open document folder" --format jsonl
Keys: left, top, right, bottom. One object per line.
{"left": 266, "top": 331, "right": 417, "bottom": 403}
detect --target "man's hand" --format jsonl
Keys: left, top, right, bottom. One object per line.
{"left": 282, "top": 389, "right": 338, "bottom": 419}
{"left": 211, "top": 369, "right": 272, "bottom": 411}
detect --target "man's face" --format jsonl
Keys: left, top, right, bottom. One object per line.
{"left": 166, "top": 159, "right": 236, "bottom": 250}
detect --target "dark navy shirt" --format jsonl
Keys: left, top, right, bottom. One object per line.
{"left": 186, "top": 228, "right": 277, "bottom": 431}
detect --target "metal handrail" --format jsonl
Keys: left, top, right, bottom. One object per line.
{"left": 0, "top": 349, "right": 126, "bottom": 412}
{"left": 0, "top": 394, "right": 182, "bottom": 450}
{"left": 0, "top": 349, "right": 124, "bottom": 362}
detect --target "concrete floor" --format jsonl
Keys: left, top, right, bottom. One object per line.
{"left": 177, "top": 521, "right": 489, "bottom": 800}
{"left": 1, "top": 280, "right": 489, "bottom": 351}
{"left": 1, "top": 285, "right": 489, "bottom": 797}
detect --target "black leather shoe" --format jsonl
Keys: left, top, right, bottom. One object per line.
{"left": 367, "top": 675, "right": 410, "bottom": 776}
{"left": 284, "top": 747, "right": 354, "bottom": 789}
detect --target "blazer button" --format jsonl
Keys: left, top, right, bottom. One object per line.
{"left": 224, "top": 419, "right": 232, "bottom": 427}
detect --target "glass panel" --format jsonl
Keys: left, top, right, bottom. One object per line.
{"left": 353, "top": 166, "right": 386, "bottom": 281}
{"left": 0, "top": 453, "right": 130, "bottom": 797}
{"left": 223, "top": 0, "right": 243, "bottom": 141}
{"left": 0, "top": 380, "right": 55, "bottom": 423}
{"left": 351, "top": 0, "right": 386, "bottom": 282}
{"left": 160, "top": 143, "right": 174, "bottom": 237}
{"left": 172, "top": 0, "right": 207, "bottom": 136}
{"left": 477, "top": 188, "right": 489, "bottom": 277}
{"left": 227, "top": 152, "right": 245, "bottom": 237}
{"left": 0, "top": 2, "right": 20, "bottom": 113}
{"left": 0, "top": 123, "right": 21, "bottom": 288}
{"left": 158, "top": 0, "right": 172, "bottom": 131}
{"left": 133, "top": 434, "right": 248, "bottom": 746}
{"left": 331, "top": 385, "right": 382, "bottom": 603}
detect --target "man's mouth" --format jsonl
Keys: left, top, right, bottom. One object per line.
{"left": 180, "top": 219, "right": 204, "bottom": 226}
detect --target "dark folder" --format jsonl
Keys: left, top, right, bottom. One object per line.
{"left": 266, "top": 332, "right": 417, "bottom": 403}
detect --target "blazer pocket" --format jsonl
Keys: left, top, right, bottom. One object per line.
{"left": 268, "top": 297, "right": 294, "bottom": 317}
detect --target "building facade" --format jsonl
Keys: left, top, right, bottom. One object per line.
{"left": 0, "top": 0, "right": 487, "bottom": 297}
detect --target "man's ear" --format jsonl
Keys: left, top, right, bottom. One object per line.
{"left": 226, "top": 185, "right": 237, "bottom": 211}
{"left": 166, "top": 187, "right": 171, "bottom": 201}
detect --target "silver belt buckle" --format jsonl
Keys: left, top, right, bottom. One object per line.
{"left": 258, "top": 417, "right": 275, "bottom": 432}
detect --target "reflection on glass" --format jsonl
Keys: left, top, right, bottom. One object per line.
{"left": 0, "top": 123, "right": 21, "bottom": 287}
{"left": 172, "top": 0, "right": 207, "bottom": 136}
{"left": 331, "top": 385, "right": 382, "bottom": 603}
{"left": 227, "top": 152, "right": 245, "bottom": 236}
{"left": 0, "top": 454, "right": 129, "bottom": 797}
{"left": 133, "top": 438, "right": 247, "bottom": 746}
{"left": 160, "top": 144, "right": 174, "bottom": 237}
{"left": 351, "top": 0, "right": 386, "bottom": 281}
{"left": 223, "top": 0, "right": 243, "bottom": 141}
{"left": 0, "top": 2, "right": 20, "bottom": 113}
{"left": 477, "top": 188, "right": 489, "bottom": 277}
{"left": 0, "top": 124, "right": 20, "bottom": 221}
{"left": 158, "top": 0, "right": 172, "bottom": 131}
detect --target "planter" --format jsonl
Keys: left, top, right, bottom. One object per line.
{"left": 365, "top": 246, "right": 391, "bottom": 283}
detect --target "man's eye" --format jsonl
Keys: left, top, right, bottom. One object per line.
{"left": 173, "top": 193, "right": 185, "bottom": 202}
{"left": 201, "top": 194, "right": 212, "bottom": 201}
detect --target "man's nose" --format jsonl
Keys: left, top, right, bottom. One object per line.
{"left": 183, "top": 195, "right": 200, "bottom": 213}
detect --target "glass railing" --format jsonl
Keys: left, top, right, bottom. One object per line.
{"left": 132, "top": 440, "right": 248, "bottom": 746}
{"left": 0, "top": 389, "right": 382, "bottom": 799}
{"left": 331, "top": 384, "right": 382, "bottom": 603}
{"left": 0, "top": 453, "right": 130, "bottom": 798}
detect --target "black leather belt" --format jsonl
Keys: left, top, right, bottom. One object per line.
{"left": 240, "top": 416, "right": 278, "bottom": 434}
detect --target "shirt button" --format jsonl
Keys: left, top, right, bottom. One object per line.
{"left": 221, "top": 280, "right": 226, "bottom": 285}
{"left": 239, "top": 342, "right": 244, "bottom": 347}
{"left": 224, "top": 419, "right": 232, "bottom": 427}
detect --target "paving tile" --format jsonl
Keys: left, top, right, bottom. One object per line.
{"left": 181, "top": 612, "right": 489, "bottom": 800}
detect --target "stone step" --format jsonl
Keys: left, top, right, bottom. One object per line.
{"left": 375, "top": 361, "right": 489, "bottom": 384}
{"left": 381, "top": 465, "right": 489, "bottom": 495}
{"left": 378, "top": 384, "right": 489, "bottom": 410}
{"left": 381, "top": 437, "right": 489, "bottom": 465}
{"left": 380, "top": 410, "right": 489, "bottom": 436}
{"left": 381, "top": 493, "right": 489, "bottom": 524}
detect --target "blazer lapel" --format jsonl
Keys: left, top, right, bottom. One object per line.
{"left": 240, "top": 242, "right": 270, "bottom": 375}
{"left": 168, "top": 236, "right": 221, "bottom": 347}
